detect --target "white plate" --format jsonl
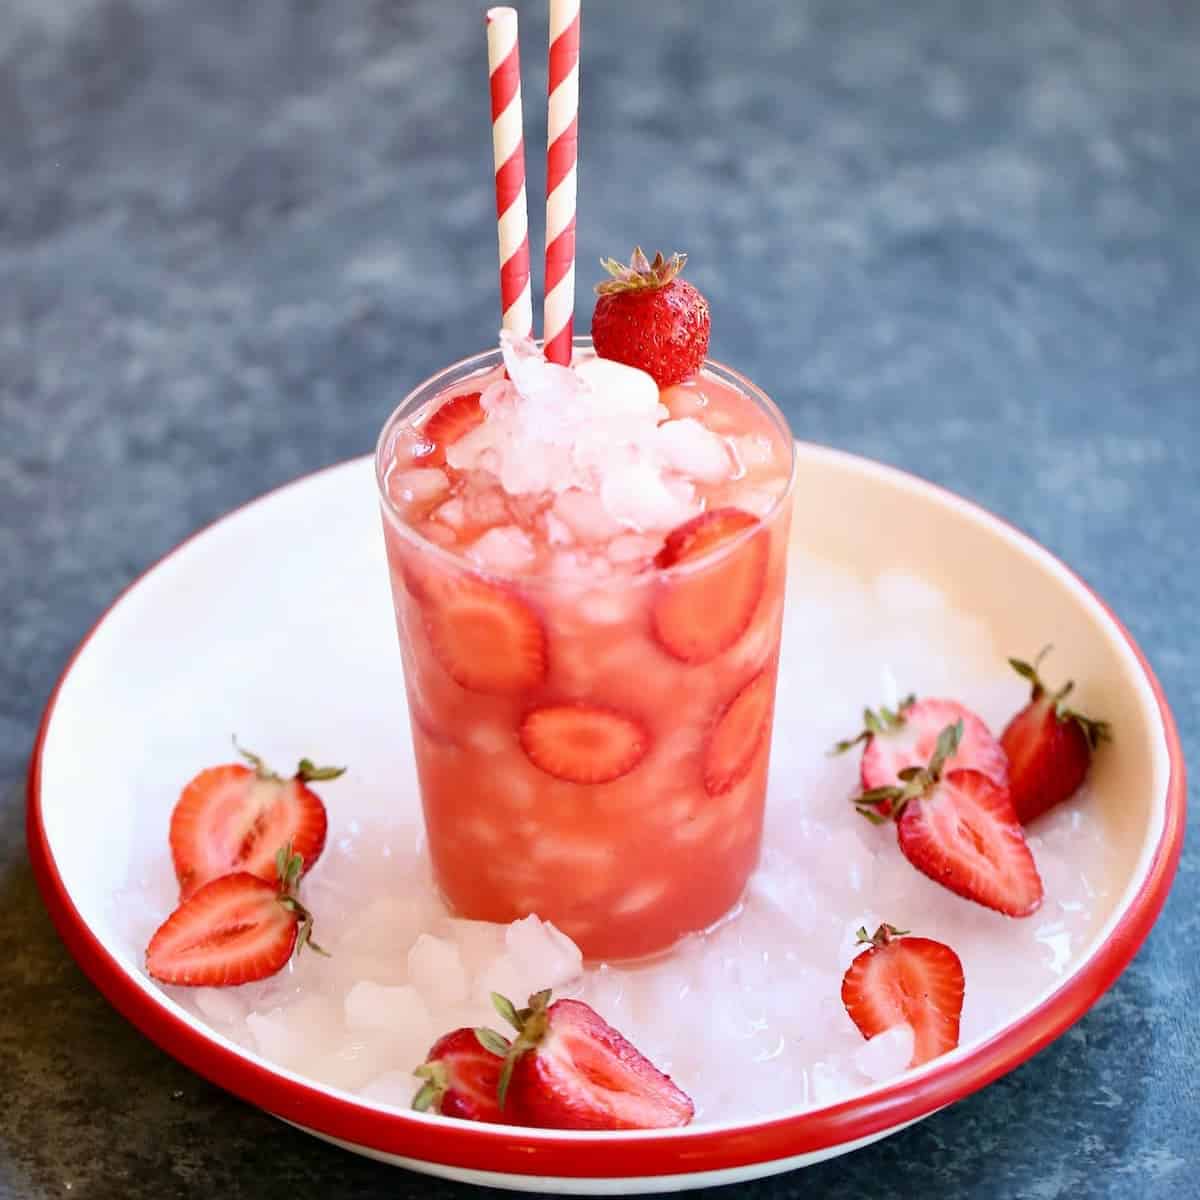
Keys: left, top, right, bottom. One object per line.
{"left": 28, "top": 446, "right": 1185, "bottom": 1193}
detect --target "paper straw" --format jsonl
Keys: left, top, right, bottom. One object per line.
{"left": 543, "top": 0, "right": 580, "bottom": 365}
{"left": 487, "top": 7, "right": 533, "bottom": 339}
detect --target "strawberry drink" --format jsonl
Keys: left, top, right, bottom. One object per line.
{"left": 376, "top": 256, "right": 794, "bottom": 961}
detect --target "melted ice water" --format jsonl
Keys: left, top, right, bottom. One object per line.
{"left": 112, "top": 557, "right": 1117, "bottom": 1122}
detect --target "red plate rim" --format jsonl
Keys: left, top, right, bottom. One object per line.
{"left": 25, "top": 450, "right": 1187, "bottom": 1180}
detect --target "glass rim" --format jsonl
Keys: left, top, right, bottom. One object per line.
{"left": 374, "top": 336, "right": 797, "bottom": 589}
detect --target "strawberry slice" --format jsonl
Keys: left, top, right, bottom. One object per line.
{"left": 413, "top": 1027, "right": 510, "bottom": 1123}
{"left": 1000, "top": 648, "right": 1111, "bottom": 824}
{"left": 856, "top": 722, "right": 1043, "bottom": 917}
{"left": 519, "top": 704, "right": 648, "bottom": 784}
{"left": 652, "top": 508, "right": 767, "bottom": 664}
{"left": 170, "top": 743, "right": 342, "bottom": 901}
{"left": 146, "top": 845, "right": 324, "bottom": 987}
{"left": 704, "top": 668, "right": 774, "bottom": 795}
{"left": 841, "top": 924, "right": 964, "bottom": 1067}
{"left": 487, "top": 991, "right": 694, "bottom": 1130}
{"left": 421, "top": 573, "right": 547, "bottom": 695}
{"left": 834, "top": 696, "right": 1006, "bottom": 814}
{"left": 422, "top": 392, "right": 485, "bottom": 466}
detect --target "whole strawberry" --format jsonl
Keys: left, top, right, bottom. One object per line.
{"left": 591, "top": 248, "right": 710, "bottom": 387}
{"left": 1001, "top": 647, "right": 1111, "bottom": 824}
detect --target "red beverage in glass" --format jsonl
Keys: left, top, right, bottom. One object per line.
{"left": 376, "top": 338, "right": 794, "bottom": 961}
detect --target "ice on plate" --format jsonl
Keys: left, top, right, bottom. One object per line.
{"left": 118, "top": 557, "right": 1118, "bottom": 1123}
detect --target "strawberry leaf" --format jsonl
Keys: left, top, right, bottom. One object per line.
{"left": 296, "top": 758, "right": 347, "bottom": 783}
{"left": 474, "top": 1027, "right": 511, "bottom": 1057}
{"left": 491, "top": 992, "right": 523, "bottom": 1033}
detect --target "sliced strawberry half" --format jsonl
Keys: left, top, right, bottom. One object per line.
{"left": 841, "top": 924, "right": 964, "bottom": 1067}
{"left": 487, "top": 991, "right": 694, "bottom": 1130}
{"left": 1000, "top": 648, "right": 1111, "bottom": 824}
{"left": 704, "top": 667, "right": 774, "bottom": 795}
{"left": 170, "top": 743, "right": 342, "bottom": 901}
{"left": 519, "top": 703, "right": 648, "bottom": 784}
{"left": 146, "top": 846, "right": 324, "bottom": 987}
{"left": 413, "top": 1027, "right": 510, "bottom": 1123}
{"left": 856, "top": 722, "right": 1043, "bottom": 916}
{"left": 421, "top": 573, "right": 547, "bottom": 695}
{"left": 834, "top": 696, "right": 1006, "bottom": 815}
{"left": 422, "top": 392, "right": 484, "bottom": 466}
{"left": 652, "top": 508, "right": 767, "bottom": 664}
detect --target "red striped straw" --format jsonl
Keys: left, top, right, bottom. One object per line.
{"left": 543, "top": 0, "right": 581, "bottom": 365}
{"left": 486, "top": 8, "right": 533, "bottom": 339}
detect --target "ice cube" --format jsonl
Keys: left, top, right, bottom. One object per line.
{"left": 601, "top": 460, "right": 699, "bottom": 531}
{"left": 505, "top": 916, "right": 583, "bottom": 990}
{"left": 655, "top": 418, "right": 733, "bottom": 483}
{"left": 544, "top": 510, "right": 574, "bottom": 545}
{"left": 345, "top": 982, "right": 433, "bottom": 1041}
{"left": 246, "top": 995, "right": 339, "bottom": 1068}
{"left": 407, "top": 935, "right": 469, "bottom": 1007}
{"left": 853, "top": 1024, "right": 915, "bottom": 1082}
{"left": 467, "top": 525, "right": 536, "bottom": 572}
{"left": 388, "top": 468, "right": 450, "bottom": 505}
{"left": 574, "top": 355, "right": 660, "bottom": 420}
{"left": 660, "top": 381, "right": 709, "bottom": 420}
{"left": 433, "top": 496, "right": 465, "bottom": 528}
{"left": 359, "top": 1070, "right": 422, "bottom": 1108}
{"left": 193, "top": 988, "right": 247, "bottom": 1026}
{"left": 554, "top": 489, "right": 624, "bottom": 541}
{"left": 727, "top": 433, "right": 777, "bottom": 477}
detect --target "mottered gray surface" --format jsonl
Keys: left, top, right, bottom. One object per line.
{"left": 1, "top": 1, "right": 1196, "bottom": 1196}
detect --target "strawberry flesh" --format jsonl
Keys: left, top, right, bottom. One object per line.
{"left": 421, "top": 574, "right": 547, "bottom": 695}
{"left": 519, "top": 704, "right": 649, "bottom": 785}
{"left": 841, "top": 927, "right": 964, "bottom": 1067}
{"left": 652, "top": 507, "right": 767, "bottom": 664}
{"left": 704, "top": 667, "right": 774, "bottom": 795}
{"left": 422, "top": 392, "right": 484, "bottom": 466}
{"left": 504, "top": 997, "right": 694, "bottom": 1130}
{"left": 897, "top": 768, "right": 1044, "bottom": 917}
{"left": 170, "top": 764, "right": 328, "bottom": 901}
{"left": 414, "top": 1028, "right": 508, "bottom": 1123}
{"left": 145, "top": 872, "right": 302, "bottom": 987}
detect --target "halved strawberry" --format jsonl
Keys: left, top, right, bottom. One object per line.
{"left": 519, "top": 704, "right": 648, "bottom": 784}
{"left": 413, "top": 1027, "right": 510, "bottom": 1123}
{"left": 146, "top": 845, "right": 324, "bottom": 987}
{"left": 487, "top": 991, "right": 694, "bottom": 1130}
{"left": 421, "top": 573, "right": 547, "bottom": 695}
{"left": 652, "top": 508, "right": 767, "bottom": 664}
{"left": 1000, "top": 648, "right": 1111, "bottom": 824}
{"left": 170, "top": 743, "right": 342, "bottom": 901}
{"left": 856, "top": 722, "right": 1044, "bottom": 917}
{"left": 841, "top": 924, "right": 964, "bottom": 1067}
{"left": 834, "top": 696, "right": 1006, "bottom": 814}
{"left": 704, "top": 668, "right": 774, "bottom": 795}
{"left": 422, "top": 392, "right": 485, "bottom": 466}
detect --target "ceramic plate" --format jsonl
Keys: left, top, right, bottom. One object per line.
{"left": 27, "top": 446, "right": 1184, "bottom": 1193}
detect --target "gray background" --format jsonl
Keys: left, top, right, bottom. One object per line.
{"left": 1, "top": 0, "right": 1196, "bottom": 1196}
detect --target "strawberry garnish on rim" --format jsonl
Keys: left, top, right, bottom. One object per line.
{"left": 146, "top": 842, "right": 326, "bottom": 987}
{"left": 483, "top": 990, "right": 694, "bottom": 1130}
{"left": 170, "top": 740, "right": 342, "bottom": 901}
{"left": 519, "top": 703, "right": 649, "bottom": 785}
{"left": 1000, "top": 646, "right": 1111, "bottom": 824}
{"left": 412, "top": 1027, "right": 511, "bottom": 1123}
{"left": 854, "top": 721, "right": 1044, "bottom": 917}
{"left": 421, "top": 392, "right": 485, "bottom": 467}
{"left": 841, "top": 923, "right": 965, "bottom": 1068}
{"left": 591, "top": 248, "right": 711, "bottom": 388}
{"left": 652, "top": 507, "right": 768, "bottom": 664}
{"left": 833, "top": 695, "right": 1007, "bottom": 814}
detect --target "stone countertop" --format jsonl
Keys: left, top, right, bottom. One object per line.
{"left": 1, "top": 0, "right": 1196, "bottom": 1196}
